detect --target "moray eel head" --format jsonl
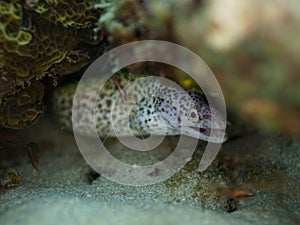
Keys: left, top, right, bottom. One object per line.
{"left": 129, "top": 90, "right": 227, "bottom": 143}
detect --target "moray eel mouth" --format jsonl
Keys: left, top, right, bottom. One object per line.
{"left": 180, "top": 126, "right": 227, "bottom": 143}
{"left": 200, "top": 127, "right": 227, "bottom": 141}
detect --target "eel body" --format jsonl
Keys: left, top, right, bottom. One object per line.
{"left": 52, "top": 73, "right": 226, "bottom": 143}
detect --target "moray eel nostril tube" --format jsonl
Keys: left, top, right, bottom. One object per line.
{"left": 52, "top": 73, "right": 227, "bottom": 143}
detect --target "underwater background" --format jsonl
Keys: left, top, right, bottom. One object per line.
{"left": 0, "top": 1, "right": 299, "bottom": 224}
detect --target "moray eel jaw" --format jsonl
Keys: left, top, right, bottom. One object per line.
{"left": 180, "top": 126, "right": 227, "bottom": 143}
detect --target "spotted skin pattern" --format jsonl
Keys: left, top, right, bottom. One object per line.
{"left": 52, "top": 73, "right": 226, "bottom": 143}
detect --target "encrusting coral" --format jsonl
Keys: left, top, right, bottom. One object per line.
{"left": 0, "top": 0, "right": 106, "bottom": 129}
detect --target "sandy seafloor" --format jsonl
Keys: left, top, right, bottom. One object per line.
{"left": 0, "top": 116, "right": 299, "bottom": 225}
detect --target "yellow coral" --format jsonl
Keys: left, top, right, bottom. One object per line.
{"left": 0, "top": 0, "right": 105, "bottom": 128}
{"left": 31, "top": 0, "right": 101, "bottom": 28}
{"left": 0, "top": 2, "right": 32, "bottom": 54}
{"left": 0, "top": 2, "right": 70, "bottom": 80}
{"left": 0, "top": 0, "right": 104, "bottom": 81}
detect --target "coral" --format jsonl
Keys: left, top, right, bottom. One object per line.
{"left": 0, "top": 0, "right": 104, "bottom": 82}
{"left": 0, "top": 70, "right": 16, "bottom": 98}
{"left": 0, "top": 2, "right": 32, "bottom": 55}
{"left": 0, "top": 0, "right": 106, "bottom": 128}
{"left": 29, "top": 0, "right": 101, "bottom": 29}
{"left": 0, "top": 80, "right": 44, "bottom": 129}
{"left": 2, "top": 20, "right": 73, "bottom": 80}
{"left": 95, "top": 0, "right": 147, "bottom": 45}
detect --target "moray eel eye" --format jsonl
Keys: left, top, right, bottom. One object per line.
{"left": 188, "top": 109, "right": 199, "bottom": 123}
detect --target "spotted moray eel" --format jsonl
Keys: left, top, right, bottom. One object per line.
{"left": 52, "top": 73, "right": 226, "bottom": 143}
